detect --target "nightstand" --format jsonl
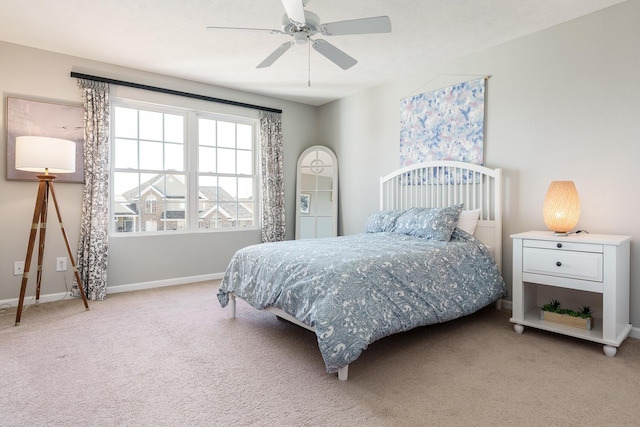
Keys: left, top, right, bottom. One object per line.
{"left": 510, "top": 231, "right": 631, "bottom": 356}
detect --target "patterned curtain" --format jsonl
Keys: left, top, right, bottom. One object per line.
{"left": 259, "top": 111, "right": 286, "bottom": 242}
{"left": 71, "top": 79, "right": 110, "bottom": 300}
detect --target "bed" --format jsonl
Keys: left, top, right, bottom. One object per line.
{"left": 217, "top": 160, "right": 506, "bottom": 380}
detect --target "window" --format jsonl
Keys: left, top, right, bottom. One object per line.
{"left": 111, "top": 100, "right": 258, "bottom": 234}
{"left": 197, "top": 116, "right": 256, "bottom": 230}
{"left": 145, "top": 195, "right": 157, "bottom": 214}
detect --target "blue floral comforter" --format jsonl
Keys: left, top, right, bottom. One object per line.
{"left": 217, "top": 229, "right": 506, "bottom": 373}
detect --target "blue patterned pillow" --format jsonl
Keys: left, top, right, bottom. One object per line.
{"left": 365, "top": 210, "right": 403, "bottom": 233}
{"left": 394, "top": 205, "right": 463, "bottom": 241}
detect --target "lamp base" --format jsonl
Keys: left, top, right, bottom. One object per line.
{"left": 553, "top": 231, "right": 570, "bottom": 236}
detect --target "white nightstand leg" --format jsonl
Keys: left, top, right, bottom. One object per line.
{"left": 514, "top": 324, "right": 524, "bottom": 334}
{"left": 603, "top": 345, "right": 617, "bottom": 357}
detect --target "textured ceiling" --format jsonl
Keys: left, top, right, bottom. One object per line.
{"left": 0, "top": 0, "right": 626, "bottom": 106}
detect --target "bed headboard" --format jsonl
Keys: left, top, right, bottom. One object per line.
{"left": 380, "top": 161, "right": 503, "bottom": 272}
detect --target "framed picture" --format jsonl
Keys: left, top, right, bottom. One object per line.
{"left": 6, "top": 96, "right": 84, "bottom": 183}
{"left": 300, "top": 193, "right": 310, "bottom": 214}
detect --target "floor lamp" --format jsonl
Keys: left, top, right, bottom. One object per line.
{"left": 14, "top": 136, "right": 89, "bottom": 325}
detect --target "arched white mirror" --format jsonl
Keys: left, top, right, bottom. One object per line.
{"left": 296, "top": 146, "right": 338, "bottom": 239}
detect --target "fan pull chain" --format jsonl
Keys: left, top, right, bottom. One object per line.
{"left": 308, "top": 37, "right": 311, "bottom": 87}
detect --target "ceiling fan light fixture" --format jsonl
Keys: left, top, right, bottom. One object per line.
{"left": 293, "top": 32, "right": 308, "bottom": 45}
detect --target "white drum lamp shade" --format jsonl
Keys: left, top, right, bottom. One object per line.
{"left": 15, "top": 136, "right": 76, "bottom": 174}
{"left": 543, "top": 181, "right": 580, "bottom": 235}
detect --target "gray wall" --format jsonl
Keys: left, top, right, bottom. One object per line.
{"left": 0, "top": 41, "right": 320, "bottom": 299}
{"left": 318, "top": 1, "right": 640, "bottom": 327}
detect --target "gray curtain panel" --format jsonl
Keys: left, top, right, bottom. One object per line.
{"left": 259, "top": 111, "right": 286, "bottom": 242}
{"left": 71, "top": 79, "right": 110, "bottom": 300}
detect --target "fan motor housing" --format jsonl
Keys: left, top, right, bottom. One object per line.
{"left": 282, "top": 11, "right": 321, "bottom": 35}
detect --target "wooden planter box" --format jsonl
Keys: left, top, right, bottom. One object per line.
{"left": 540, "top": 310, "right": 593, "bottom": 330}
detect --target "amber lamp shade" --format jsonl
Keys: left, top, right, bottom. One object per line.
{"left": 543, "top": 181, "right": 580, "bottom": 236}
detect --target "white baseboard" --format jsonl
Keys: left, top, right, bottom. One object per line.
{"left": 498, "top": 297, "right": 640, "bottom": 339}
{"left": 106, "top": 273, "right": 224, "bottom": 295}
{"left": 500, "top": 298, "right": 513, "bottom": 313}
{"left": 0, "top": 290, "right": 76, "bottom": 308}
{"left": 0, "top": 273, "right": 224, "bottom": 308}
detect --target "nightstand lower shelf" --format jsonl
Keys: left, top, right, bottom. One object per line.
{"left": 510, "top": 310, "right": 632, "bottom": 356}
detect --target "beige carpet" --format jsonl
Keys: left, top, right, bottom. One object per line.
{"left": 1, "top": 281, "right": 639, "bottom": 426}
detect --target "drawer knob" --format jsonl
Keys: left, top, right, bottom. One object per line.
{"left": 556, "top": 261, "right": 562, "bottom": 267}
{"left": 557, "top": 243, "right": 563, "bottom": 248}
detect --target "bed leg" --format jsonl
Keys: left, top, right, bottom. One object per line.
{"left": 229, "top": 293, "right": 236, "bottom": 319}
{"left": 494, "top": 298, "right": 502, "bottom": 311}
{"left": 337, "top": 365, "right": 349, "bottom": 381}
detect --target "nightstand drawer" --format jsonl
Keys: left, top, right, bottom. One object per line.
{"left": 523, "top": 239, "right": 603, "bottom": 253}
{"left": 523, "top": 247, "right": 603, "bottom": 282}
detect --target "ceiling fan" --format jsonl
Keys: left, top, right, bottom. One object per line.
{"left": 206, "top": 0, "right": 392, "bottom": 71}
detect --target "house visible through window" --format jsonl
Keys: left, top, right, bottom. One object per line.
{"left": 111, "top": 100, "right": 258, "bottom": 234}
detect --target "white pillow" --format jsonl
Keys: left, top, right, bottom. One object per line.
{"left": 457, "top": 209, "right": 480, "bottom": 235}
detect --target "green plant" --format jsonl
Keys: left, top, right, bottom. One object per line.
{"left": 541, "top": 299, "right": 561, "bottom": 312}
{"left": 540, "top": 300, "right": 593, "bottom": 319}
{"left": 577, "top": 305, "right": 592, "bottom": 318}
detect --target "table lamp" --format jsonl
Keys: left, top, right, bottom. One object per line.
{"left": 542, "top": 180, "right": 580, "bottom": 236}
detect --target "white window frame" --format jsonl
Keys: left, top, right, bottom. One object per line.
{"left": 109, "top": 98, "right": 260, "bottom": 236}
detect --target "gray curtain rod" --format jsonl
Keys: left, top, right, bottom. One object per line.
{"left": 70, "top": 72, "right": 282, "bottom": 114}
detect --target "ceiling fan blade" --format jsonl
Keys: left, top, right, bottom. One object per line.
{"left": 321, "top": 16, "right": 392, "bottom": 36}
{"left": 206, "top": 26, "right": 285, "bottom": 35}
{"left": 281, "top": 0, "right": 306, "bottom": 26}
{"left": 312, "top": 39, "right": 357, "bottom": 70}
{"left": 257, "top": 41, "right": 294, "bottom": 68}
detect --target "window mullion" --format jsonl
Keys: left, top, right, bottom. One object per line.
{"left": 187, "top": 112, "right": 199, "bottom": 230}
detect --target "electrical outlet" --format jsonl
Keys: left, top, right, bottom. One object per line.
{"left": 14, "top": 261, "right": 25, "bottom": 276}
{"left": 56, "top": 257, "right": 67, "bottom": 272}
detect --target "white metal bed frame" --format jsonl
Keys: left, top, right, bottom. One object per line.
{"left": 227, "top": 160, "right": 502, "bottom": 381}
